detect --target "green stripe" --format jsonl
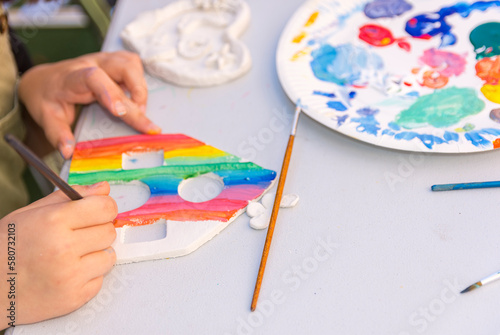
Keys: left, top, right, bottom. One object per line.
{"left": 68, "top": 161, "right": 263, "bottom": 185}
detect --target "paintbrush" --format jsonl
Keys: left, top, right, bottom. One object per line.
{"left": 461, "top": 270, "right": 500, "bottom": 294}
{"left": 4, "top": 134, "right": 83, "bottom": 200}
{"left": 250, "top": 104, "right": 301, "bottom": 312}
{"left": 431, "top": 180, "right": 500, "bottom": 191}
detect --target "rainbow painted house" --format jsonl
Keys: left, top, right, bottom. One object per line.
{"left": 68, "top": 134, "right": 276, "bottom": 264}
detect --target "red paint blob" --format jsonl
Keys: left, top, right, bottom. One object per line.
{"left": 359, "top": 24, "right": 410, "bottom": 51}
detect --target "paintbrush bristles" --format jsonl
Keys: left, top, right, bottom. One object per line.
{"left": 460, "top": 282, "right": 482, "bottom": 294}
{"left": 251, "top": 105, "right": 301, "bottom": 312}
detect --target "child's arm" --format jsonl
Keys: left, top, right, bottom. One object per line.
{"left": 18, "top": 50, "right": 161, "bottom": 159}
{"left": 0, "top": 181, "right": 117, "bottom": 329}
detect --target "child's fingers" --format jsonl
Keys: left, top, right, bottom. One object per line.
{"left": 81, "top": 66, "right": 138, "bottom": 118}
{"left": 16, "top": 182, "right": 111, "bottom": 213}
{"left": 79, "top": 276, "right": 105, "bottom": 306}
{"left": 98, "top": 51, "right": 148, "bottom": 107}
{"left": 78, "top": 66, "right": 161, "bottom": 134}
{"left": 119, "top": 104, "right": 161, "bottom": 135}
{"left": 79, "top": 247, "right": 117, "bottom": 282}
{"left": 61, "top": 195, "right": 118, "bottom": 229}
{"left": 37, "top": 107, "right": 76, "bottom": 159}
{"left": 73, "top": 222, "right": 117, "bottom": 256}
{"left": 27, "top": 194, "right": 117, "bottom": 230}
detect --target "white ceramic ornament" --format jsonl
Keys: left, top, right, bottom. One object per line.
{"left": 121, "top": 0, "right": 252, "bottom": 87}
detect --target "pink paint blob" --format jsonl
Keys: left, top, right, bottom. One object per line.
{"left": 419, "top": 48, "right": 466, "bottom": 77}
{"left": 415, "top": 48, "right": 467, "bottom": 88}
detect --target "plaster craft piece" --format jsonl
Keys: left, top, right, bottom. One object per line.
{"left": 277, "top": 0, "right": 500, "bottom": 153}
{"left": 121, "top": 0, "right": 251, "bottom": 87}
{"left": 68, "top": 134, "right": 276, "bottom": 264}
{"left": 247, "top": 193, "right": 300, "bottom": 230}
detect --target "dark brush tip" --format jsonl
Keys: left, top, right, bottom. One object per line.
{"left": 460, "top": 283, "right": 481, "bottom": 294}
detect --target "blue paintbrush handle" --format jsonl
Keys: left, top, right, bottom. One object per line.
{"left": 431, "top": 180, "right": 500, "bottom": 191}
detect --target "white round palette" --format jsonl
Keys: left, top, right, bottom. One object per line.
{"left": 276, "top": 0, "right": 500, "bottom": 153}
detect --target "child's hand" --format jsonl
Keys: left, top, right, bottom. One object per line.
{"left": 18, "top": 51, "right": 162, "bottom": 159}
{"left": 0, "top": 182, "right": 118, "bottom": 329}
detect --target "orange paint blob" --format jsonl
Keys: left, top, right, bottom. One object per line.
{"left": 476, "top": 56, "right": 500, "bottom": 85}
{"left": 493, "top": 138, "right": 500, "bottom": 149}
{"left": 421, "top": 70, "right": 448, "bottom": 89}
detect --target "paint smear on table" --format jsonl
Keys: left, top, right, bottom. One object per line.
{"left": 69, "top": 134, "right": 276, "bottom": 227}
{"left": 394, "top": 87, "right": 485, "bottom": 129}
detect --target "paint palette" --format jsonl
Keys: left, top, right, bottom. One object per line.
{"left": 277, "top": 0, "right": 500, "bottom": 153}
{"left": 68, "top": 134, "right": 276, "bottom": 264}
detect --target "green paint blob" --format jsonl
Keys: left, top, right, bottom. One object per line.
{"left": 470, "top": 22, "right": 500, "bottom": 59}
{"left": 394, "top": 87, "right": 485, "bottom": 129}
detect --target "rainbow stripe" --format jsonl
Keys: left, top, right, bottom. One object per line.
{"left": 68, "top": 134, "right": 276, "bottom": 227}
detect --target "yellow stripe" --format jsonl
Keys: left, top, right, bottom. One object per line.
{"left": 70, "top": 145, "right": 230, "bottom": 172}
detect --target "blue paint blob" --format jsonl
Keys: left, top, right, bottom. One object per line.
{"left": 388, "top": 122, "right": 401, "bottom": 130}
{"left": 351, "top": 107, "right": 380, "bottom": 136}
{"left": 327, "top": 101, "right": 348, "bottom": 111}
{"left": 406, "top": 91, "right": 420, "bottom": 97}
{"left": 313, "top": 90, "right": 336, "bottom": 98}
{"left": 364, "top": 0, "right": 412, "bottom": 19}
{"left": 310, "top": 43, "right": 384, "bottom": 86}
{"left": 443, "top": 131, "right": 459, "bottom": 142}
{"left": 382, "top": 129, "right": 395, "bottom": 136}
{"left": 357, "top": 107, "right": 379, "bottom": 116}
{"left": 142, "top": 176, "right": 183, "bottom": 195}
{"left": 464, "top": 128, "right": 500, "bottom": 147}
{"left": 349, "top": 91, "right": 357, "bottom": 99}
{"left": 336, "top": 115, "right": 349, "bottom": 126}
{"left": 405, "top": 1, "right": 500, "bottom": 48}
{"left": 216, "top": 169, "right": 277, "bottom": 185}
{"left": 394, "top": 132, "right": 446, "bottom": 149}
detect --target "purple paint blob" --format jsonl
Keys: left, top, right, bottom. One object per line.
{"left": 364, "top": 0, "right": 412, "bottom": 19}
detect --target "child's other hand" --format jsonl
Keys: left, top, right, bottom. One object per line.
{"left": 0, "top": 182, "right": 117, "bottom": 329}
{"left": 18, "top": 51, "right": 162, "bottom": 159}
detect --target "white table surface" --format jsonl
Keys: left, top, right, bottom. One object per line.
{"left": 11, "top": 0, "right": 500, "bottom": 334}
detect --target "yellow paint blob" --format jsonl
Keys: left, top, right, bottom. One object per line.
{"left": 381, "top": 37, "right": 391, "bottom": 45}
{"left": 304, "top": 11, "right": 319, "bottom": 27}
{"left": 481, "top": 84, "right": 500, "bottom": 103}
{"left": 292, "top": 31, "right": 307, "bottom": 43}
{"left": 291, "top": 47, "right": 312, "bottom": 61}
